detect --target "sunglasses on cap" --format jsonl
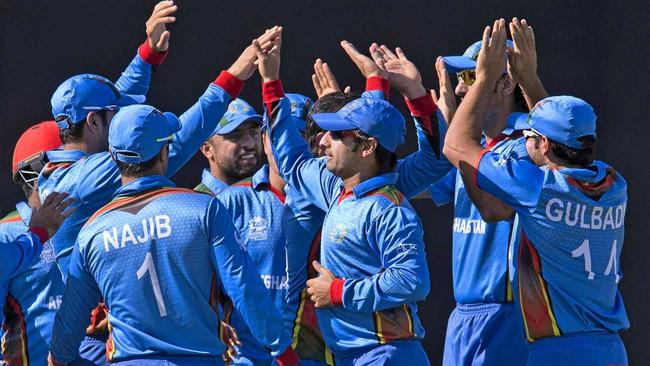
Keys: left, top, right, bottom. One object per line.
{"left": 14, "top": 152, "right": 49, "bottom": 189}
{"left": 523, "top": 129, "right": 542, "bottom": 140}
{"left": 457, "top": 69, "right": 477, "bottom": 86}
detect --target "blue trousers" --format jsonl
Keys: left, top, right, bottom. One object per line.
{"left": 442, "top": 303, "right": 528, "bottom": 366}
{"left": 334, "top": 340, "right": 429, "bottom": 366}
{"left": 526, "top": 331, "right": 628, "bottom": 366}
{"left": 69, "top": 336, "right": 108, "bottom": 366}
{"left": 113, "top": 356, "right": 223, "bottom": 366}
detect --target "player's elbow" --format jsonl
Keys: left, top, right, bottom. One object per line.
{"left": 410, "top": 272, "right": 430, "bottom": 302}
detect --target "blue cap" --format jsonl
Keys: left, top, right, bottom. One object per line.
{"left": 109, "top": 105, "right": 181, "bottom": 164}
{"left": 511, "top": 96, "right": 597, "bottom": 149}
{"left": 442, "top": 39, "right": 514, "bottom": 74}
{"left": 51, "top": 74, "right": 145, "bottom": 129}
{"left": 310, "top": 98, "right": 405, "bottom": 153}
{"left": 213, "top": 98, "right": 263, "bottom": 136}
{"left": 286, "top": 93, "right": 313, "bottom": 132}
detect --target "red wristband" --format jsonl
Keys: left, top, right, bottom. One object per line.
{"left": 276, "top": 346, "right": 300, "bottom": 366}
{"left": 138, "top": 39, "right": 168, "bottom": 66}
{"left": 404, "top": 93, "right": 437, "bottom": 117}
{"left": 262, "top": 80, "right": 285, "bottom": 102}
{"left": 214, "top": 71, "right": 245, "bottom": 100}
{"left": 330, "top": 278, "right": 345, "bottom": 306}
{"left": 28, "top": 227, "right": 49, "bottom": 243}
{"left": 365, "top": 76, "right": 389, "bottom": 99}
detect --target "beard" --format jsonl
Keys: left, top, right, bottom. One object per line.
{"left": 217, "top": 149, "right": 265, "bottom": 182}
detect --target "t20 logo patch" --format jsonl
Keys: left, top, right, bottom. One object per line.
{"left": 248, "top": 216, "right": 269, "bottom": 241}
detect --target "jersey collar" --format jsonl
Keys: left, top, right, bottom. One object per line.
{"left": 200, "top": 169, "right": 229, "bottom": 195}
{"left": 46, "top": 149, "right": 89, "bottom": 163}
{"left": 559, "top": 160, "right": 612, "bottom": 183}
{"left": 342, "top": 172, "right": 399, "bottom": 199}
{"left": 251, "top": 164, "right": 271, "bottom": 190}
{"left": 113, "top": 175, "right": 176, "bottom": 199}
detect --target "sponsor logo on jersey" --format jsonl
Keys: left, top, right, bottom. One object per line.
{"left": 329, "top": 223, "right": 348, "bottom": 243}
{"left": 40, "top": 240, "right": 56, "bottom": 263}
{"left": 248, "top": 216, "right": 269, "bottom": 241}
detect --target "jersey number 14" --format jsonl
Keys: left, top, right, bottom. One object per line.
{"left": 571, "top": 239, "right": 620, "bottom": 282}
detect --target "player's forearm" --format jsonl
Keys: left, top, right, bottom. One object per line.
{"left": 362, "top": 76, "right": 390, "bottom": 100}
{"left": 1, "top": 231, "right": 44, "bottom": 279}
{"left": 459, "top": 170, "right": 514, "bottom": 222}
{"left": 519, "top": 74, "right": 549, "bottom": 110}
{"left": 166, "top": 71, "right": 244, "bottom": 176}
{"left": 113, "top": 40, "right": 168, "bottom": 97}
{"left": 443, "top": 79, "right": 491, "bottom": 170}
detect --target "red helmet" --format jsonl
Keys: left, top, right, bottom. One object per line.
{"left": 12, "top": 121, "right": 62, "bottom": 185}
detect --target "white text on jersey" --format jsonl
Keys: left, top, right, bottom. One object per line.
{"left": 545, "top": 198, "right": 626, "bottom": 230}
{"left": 103, "top": 215, "right": 172, "bottom": 252}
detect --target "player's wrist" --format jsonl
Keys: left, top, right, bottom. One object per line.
{"left": 329, "top": 278, "right": 345, "bottom": 306}
{"left": 138, "top": 39, "right": 168, "bottom": 66}
{"left": 214, "top": 71, "right": 245, "bottom": 100}
{"left": 262, "top": 79, "right": 284, "bottom": 102}
{"left": 28, "top": 226, "right": 49, "bottom": 243}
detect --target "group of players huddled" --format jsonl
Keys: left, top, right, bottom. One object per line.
{"left": 0, "top": 2, "right": 629, "bottom": 366}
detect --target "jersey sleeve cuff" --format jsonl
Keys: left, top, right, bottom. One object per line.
{"left": 473, "top": 148, "right": 491, "bottom": 187}
{"left": 28, "top": 226, "right": 49, "bottom": 243}
{"left": 262, "top": 80, "right": 285, "bottom": 102}
{"left": 330, "top": 278, "right": 345, "bottom": 306}
{"left": 138, "top": 39, "right": 168, "bottom": 66}
{"left": 214, "top": 71, "right": 245, "bottom": 100}
{"left": 365, "top": 76, "right": 389, "bottom": 98}
{"left": 276, "top": 346, "right": 300, "bottom": 366}
{"left": 404, "top": 93, "right": 437, "bottom": 117}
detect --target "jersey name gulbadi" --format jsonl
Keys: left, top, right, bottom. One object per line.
{"left": 102, "top": 214, "right": 172, "bottom": 252}
{"left": 545, "top": 198, "right": 626, "bottom": 230}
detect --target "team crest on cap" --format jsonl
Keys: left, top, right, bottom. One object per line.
{"left": 228, "top": 102, "right": 251, "bottom": 114}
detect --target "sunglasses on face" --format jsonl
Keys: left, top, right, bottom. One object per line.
{"left": 329, "top": 130, "right": 359, "bottom": 140}
{"left": 457, "top": 69, "right": 477, "bottom": 86}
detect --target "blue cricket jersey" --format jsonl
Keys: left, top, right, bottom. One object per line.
{"left": 49, "top": 175, "right": 291, "bottom": 363}
{"left": 265, "top": 81, "right": 437, "bottom": 353}
{"left": 195, "top": 169, "right": 229, "bottom": 195}
{"left": 0, "top": 204, "right": 65, "bottom": 366}
{"left": 429, "top": 133, "right": 528, "bottom": 304}
{"left": 39, "top": 72, "right": 244, "bottom": 279}
{"left": 216, "top": 165, "right": 289, "bottom": 364}
{"left": 475, "top": 151, "right": 629, "bottom": 342}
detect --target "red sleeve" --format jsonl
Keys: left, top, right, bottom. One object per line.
{"left": 28, "top": 227, "right": 49, "bottom": 243}
{"left": 262, "top": 79, "right": 285, "bottom": 103}
{"left": 137, "top": 39, "right": 168, "bottom": 66}
{"left": 473, "top": 148, "right": 491, "bottom": 187}
{"left": 213, "top": 71, "right": 244, "bottom": 100}
{"left": 404, "top": 93, "right": 437, "bottom": 117}
{"left": 275, "top": 346, "right": 300, "bottom": 366}
{"left": 365, "top": 76, "right": 389, "bottom": 99}
{"left": 330, "top": 278, "right": 345, "bottom": 306}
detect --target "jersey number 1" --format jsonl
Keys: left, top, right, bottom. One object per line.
{"left": 137, "top": 251, "right": 168, "bottom": 317}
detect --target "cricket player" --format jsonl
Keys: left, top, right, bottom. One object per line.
{"left": 254, "top": 35, "right": 433, "bottom": 365}
{"left": 195, "top": 98, "right": 264, "bottom": 196}
{"left": 443, "top": 19, "right": 628, "bottom": 366}
{"left": 0, "top": 121, "right": 68, "bottom": 365}
{"left": 47, "top": 104, "right": 299, "bottom": 366}
{"left": 280, "top": 40, "right": 454, "bottom": 364}
{"left": 428, "top": 18, "right": 549, "bottom": 365}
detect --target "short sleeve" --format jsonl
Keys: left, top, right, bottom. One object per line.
{"left": 475, "top": 150, "right": 544, "bottom": 213}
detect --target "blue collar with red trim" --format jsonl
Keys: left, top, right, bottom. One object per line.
{"left": 113, "top": 175, "right": 176, "bottom": 199}
{"left": 46, "top": 149, "right": 89, "bottom": 163}
{"left": 200, "top": 168, "right": 229, "bottom": 195}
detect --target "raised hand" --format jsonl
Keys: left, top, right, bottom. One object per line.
{"left": 341, "top": 40, "right": 388, "bottom": 79}
{"left": 252, "top": 28, "right": 282, "bottom": 82}
{"left": 507, "top": 18, "right": 538, "bottom": 86}
{"left": 312, "top": 58, "right": 342, "bottom": 97}
{"left": 227, "top": 26, "right": 282, "bottom": 81}
{"left": 146, "top": 0, "right": 178, "bottom": 53}
{"left": 434, "top": 56, "right": 457, "bottom": 124}
{"left": 30, "top": 192, "right": 76, "bottom": 239}
{"left": 306, "top": 261, "right": 337, "bottom": 308}
{"left": 476, "top": 19, "right": 508, "bottom": 85}
{"left": 373, "top": 44, "right": 426, "bottom": 99}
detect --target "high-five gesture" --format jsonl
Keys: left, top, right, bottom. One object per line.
{"left": 341, "top": 40, "right": 388, "bottom": 79}
{"left": 434, "top": 56, "right": 457, "bottom": 124}
{"left": 146, "top": 0, "right": 178, "bottom": 53}
{"left": 507, "top": 17, "right": 548, "bottom": 107}
{"left": 373, "top": 44, "right": 426, "bottom": 99}
{"left": 228, "top": 26, "right": 282, "bottom": 81}
{"left": 476, "top": 19, "right": 508, "bottom": 85}
{"left": 253, "top": 27, "right": 282, "bottom": 82}
{"left": 312, "top": 59, "right": 342, "bottom": 97}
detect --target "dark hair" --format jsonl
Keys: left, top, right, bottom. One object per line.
{"left": 115, "top": 152, "right": 161, "bottom": 177}
{"left": 349, "top": 130, "right": 398, "bottom": 175}
{"left": 550, "top": 136, "right": 596, "bottom": 167}
{"left": 57, "top": 110, "right": 110, "bottom": 144}
{"left": 306, "top": 92, "right": 362, "bottom": 154}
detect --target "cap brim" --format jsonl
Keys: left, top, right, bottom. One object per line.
{"left": 116, "top": 93, "right": 146, "bottom": 107}
{"left": 442, "top": 56, "right": 476, "bottom": 74}
{"left": 507, "top": 112, "right": 531, "bottom": 131}
{"left": 310, "top": 113, "right": 356, "bottom": 131}
{"left": 216, "top": 114, "right": 263, "bottom": 135}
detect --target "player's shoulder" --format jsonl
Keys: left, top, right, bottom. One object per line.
{"left": 217, "top": 177, "right": 254, "bottom": 199}
{"left": 363, "top": 184, "right": 417, "bottom": 217}
{"left": 0, "top": 210, "right": 26, "bottom": 240}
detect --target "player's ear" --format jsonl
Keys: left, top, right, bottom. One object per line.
{"left": 199, "top": 141, "right": 212, "bottom": 159}
{"left": 499, "top": 74, "right": 516, "bottom": 96}
{"left": 362, "top": 137, "right": 378, "bottom": 158}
